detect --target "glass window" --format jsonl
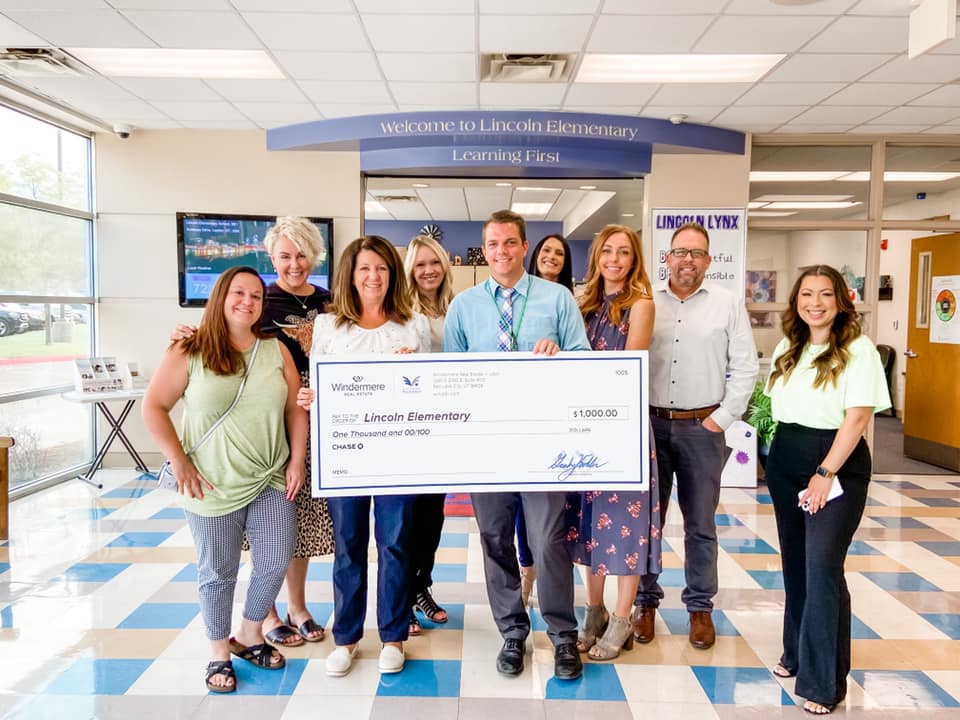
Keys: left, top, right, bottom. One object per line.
{"left": 0, "top": 104, "right": 90, "bottom": 212}
{"left": 882, "top": 145, "right": 960, "bottom": 222}
{"left": 750, "top": 145, "right": 871, "bottom": 222}
{"left": 0, "top": 203, "right": 93, "bottom": 296}
{"left": 0, "top": 394, "right": 93, "bottom": 491}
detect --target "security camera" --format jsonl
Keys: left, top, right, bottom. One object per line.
{"left": 113, "top": 123, "right": 132, "bottom": 139}
{"left": 668, "top": 114, "right": 688, "bottom": 126}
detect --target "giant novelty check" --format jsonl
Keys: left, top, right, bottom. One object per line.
{"left": 310, "top": 351, "right": 649, "bottom": 497}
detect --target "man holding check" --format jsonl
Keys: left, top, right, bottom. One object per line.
{"left": 444, "top": 209, "right": 590, "bottom": 680}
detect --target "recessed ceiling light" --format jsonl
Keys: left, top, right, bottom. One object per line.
{"left": 579, "top": 185, "right": 597, "bottom": 190}
{"left": 516, "top": 186, "right": 557, "bottom": 192}
{"left": 748, "top": 210, "right": 798, "bottom": 217}
{"left": 511, "top": 202, "right": 553, "bottom": 215}
{"left": 839, "top": 171, "right": 960, "bottom": 182}
{"left": 748, "top": 201, "right": 769, "bottom": 209}
{"left": 750, "top": 171, "right": 849, "bottom": 182}
{"left": 753, "top": 194, "right": 853, "bottom": 202}
{"left": 67, "top": 48, "right": 283, "bottom": 79}
{"left": 495, "top": 182, "right": 513, "bottom": 187}
{"left": 764, "top": 201, "right": 861, "bottom": 209}
{"left": 577, "top": 53, "right": 785, "bottom": 83}
{"left": 412, "top": 183, "right": 430, "bottom": 188}
{"left": 621, "top": 212, "right": 635, "bottom": 217}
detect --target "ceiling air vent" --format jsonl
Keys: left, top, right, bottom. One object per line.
{"left": 0, "top": 48, "right": 89, "bottom": 77}
{"left": 376, "top": 195, "right": 419, "bottom": 203}
{"left": 482, "top": 54, "right": 573, "bottom": 83}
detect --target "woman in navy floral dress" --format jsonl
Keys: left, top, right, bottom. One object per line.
{"left": 569, "top": 224, "right": 662, "bottom": 660}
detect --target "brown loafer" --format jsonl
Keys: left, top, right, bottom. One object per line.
{"left": 632, "top": 606, "right": 656, "bottom": 644}
{"left": 688, "top": 611, "right": 715, "bottom": 649}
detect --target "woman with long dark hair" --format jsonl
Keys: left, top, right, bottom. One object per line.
{"left": 764, "top": 265, "right": 890, "bottom": 715}
{"left": 528, "top": 233, "right": 574, "bottom": 291}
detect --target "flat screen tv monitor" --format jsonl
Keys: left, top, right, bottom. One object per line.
{"left": 177, "top": 213, "right": 333, "bottom": 308}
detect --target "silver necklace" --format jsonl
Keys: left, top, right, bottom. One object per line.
{"left": 280, "top": 286, "right": 310, "bottom": 311}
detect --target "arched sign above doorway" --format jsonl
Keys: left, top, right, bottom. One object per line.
{"left": 267, "top": 111, "right": 745, "bottom": 178}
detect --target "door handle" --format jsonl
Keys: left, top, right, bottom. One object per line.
{"left": 904, "top": 349, "right": 918, "bottom": 358}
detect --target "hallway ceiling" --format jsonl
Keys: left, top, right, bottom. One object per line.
{"left": 2, "top": 1, "right": 960, "bottom": 135}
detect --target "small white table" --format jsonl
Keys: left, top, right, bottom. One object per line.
{"left": 62, "top": 390, "right": 150, "bottom": 489}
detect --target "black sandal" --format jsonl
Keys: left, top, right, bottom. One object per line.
{"left": 414, "top": 589, "right": 448, "bottom": 624}
{"left": 409, "top": 611, "right": 422, "bottom": 637}
{"left": 205, "top": 660, "right": 236, "bottom": 693}
{"left": 286, "top": 613, "right": 324, "bottom": 642}
{"left": 265, "top": 623, "right": 305, "bottom": 648}
{"left": 772, "top": 662, "right": 796, "bottom": 678}
{"left": 228, "top": 638, "right": 286, "bottom": 669}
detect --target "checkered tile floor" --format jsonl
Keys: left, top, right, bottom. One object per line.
{"left": 2, "top": 469, "right": 960, "bottom": 719}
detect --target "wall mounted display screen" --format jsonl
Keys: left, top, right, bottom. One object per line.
{"left": 177, "top": 213, "right": 333, "bottom": 307}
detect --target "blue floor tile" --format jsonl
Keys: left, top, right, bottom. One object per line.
{"left": 87, "top": 508, "right": 114, "bottom": 520}
{"left": 544, "top": 663, "right": 625, "bottom": 701}
{"left": 875, "top": 480, "right": 923, "bottom": 490}
{"left": 107, "top": 532, "right": 173, "bottom": 548}
{"left": 714, "top": 514, "right": 744, "bottom": 526}
{"left": 718, "top": 537, "right": 777, "bottom": 554}
{"left": 0, "top": 562, "right": 9, "bottom": 575}
{"left": 656, "top": 568, "right": 686, "bottom": 587}
{"left": 748, "top": 570, "right": 784, "bottom": 590}
{"left": 150, "top": 507, "right": 185, "bottom": 520}
{"left": 414, "top": 603, "right": 464, "bottom": 631}
{"left": 850, "top": 615, "right": 880, "bottom": 640}
{"left": 847, "top": 541, "right": 883, "bottom": 556}
{"left": 232, "top": 658, "right": 307, "bottom": 696}
{"left": 430, "top": 564, "right": 466, "bottom": 582}
{"left": 118, "top": 602, "right": 199, "bottom": 629}
{"left": 306, "top": 562, "right": 333, "bottom": 581}
{"left": 101, "top": 487, "right": 151, "bottom": 499}
{"left": 862, "top": 571, "right": 941, "bottom": 592}
{"left": 754, "top": 493, "right": 774, "bottom": 505}
{"left": 918, "top": 541, "right": 960, "bottom": 556}
{"left": 867, "top": 517, "right": 930, "bottom": 529}
{"left": 659, "top": 608, "right": 740, "bottom": 637}
{"left": 61, "top": 562, "right": 130, "bottom": 583}
{"left": 1, "top": 604, "right": 12, "bottom": 628}
{"left": 438, "top": 532, "right": 468, "bottom": 548}
{"left": 920, "top": 613, "right": 960, "bottom": 639}
{"left": 850, "top": 670, "right": 959, "bottom": 708}
{"left": 171, "top": 564, "right": 197, "bottom": 582}
{"left": 914, "top": 497, "right": 960, "bottom": 507}
{"left": 376, "top": 659, "right": 461, "bottom": 697}
{"left": 692, "top": 666, "right": 792, "bottom": 705}
{"left": 43, "top": 658, "right": 152, "bottom": 695}
{"left": 275, "top": 601, "right": 334, "bottom": 629}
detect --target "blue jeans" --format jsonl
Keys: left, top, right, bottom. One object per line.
{"left": 636, "top": 415, "right": 725, "bottom": 612}
{"left": 328, "top": 494, "right": 416, "bottom": 645}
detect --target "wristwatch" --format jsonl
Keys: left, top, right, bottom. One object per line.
{"left": 815, "top": 465, "right": 836, "bottom": 479}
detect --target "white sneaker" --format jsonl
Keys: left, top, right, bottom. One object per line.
{"left": 325, "top": 645, "right": 358, "bottom": 677}
{"left": 378, "top": 644, "right": 404, "bottom": 674}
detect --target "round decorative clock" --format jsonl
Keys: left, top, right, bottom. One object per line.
{"left": 420, "top": 223, "right": 443, "bottom": 242}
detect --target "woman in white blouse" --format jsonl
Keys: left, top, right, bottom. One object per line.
{"left": 299, "top": 235, "right": 430, "bottom": 678}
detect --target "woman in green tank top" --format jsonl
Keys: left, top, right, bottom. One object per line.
{"left": 143, "top": 266, "right": 306, "bottom": 693}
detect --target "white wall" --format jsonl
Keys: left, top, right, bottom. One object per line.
{"left": 95, "top": 129, "right": 361, "bottom": 462}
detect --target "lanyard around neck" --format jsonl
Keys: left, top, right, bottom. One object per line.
{"left": 489, "top": 275, "right": 530, "bottom": 351}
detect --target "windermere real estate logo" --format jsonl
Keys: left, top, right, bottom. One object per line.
{"left": 329, "top": 375, "right": 387, "bottom": 398}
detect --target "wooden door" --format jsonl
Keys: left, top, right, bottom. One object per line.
{"left": 904, "top": 232, "right": 960, "bottom": 470}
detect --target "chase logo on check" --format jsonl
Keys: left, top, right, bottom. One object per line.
{"left": 549, "top": 451, "right": 607, "bottom": 481}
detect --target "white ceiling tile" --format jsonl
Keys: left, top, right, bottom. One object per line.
{"left": 380, "top": 53, "right": 476, "bottom": 82}
{"left": 368, "top": 192, "right": 429, "bottom": 220}
{"left": 389, "top": 82, "right": 475, "bottom": 105}
{"left": 922, "top": 125, "right": 960, "bottom": 134}
{"left": 363, "top": 14, "right": 474, "bottom": 53}
{"left": 0, "top": 13, "right": 48, "bottom": 44}
{"left": 180, "top": 119, "right": 257, "bottom": 128}
{"left": 822, "top": 82, "right": 939, "bottom": 106}
{"left": 564, "top": 83, "right": 659, "bottom": 106}
{"left": 67, "top": 98, "right": 168, "bottom": 123}
{"left": 910, "top": 85, "right": 960, "bottom": 106}
{"left": 111, "top": 0, "right": 231, "bottom": 8}
{"left": 728, "top": 124, "right": 781, "bottom": 133}
{"left": 479, "top": 15, "right": 591, "bottom": 54}
{"left": 299, "top": 80, "right": 391, "bottom": 104}
{"left": 847, "top": 124, "right": 933, "bottom": 133}
{"left": 564, "top": 105, "right": 645, "bottom": 114}
{"left": 862, "top": 54, "right": 960, "bottom": 83}
{"left": 130, "top": 119, "right": 183, "bottom": 128}
{"left": 397, "top": 103, "right": 479, "bottom": 110}
{"left": 465, "top": 187, "right": 513, "bottom": 221}
{"left": 776, "top": 123, "right": 857, "bottom": 133}
{"left": 930, "top": 20, "right": 960, "bottom": 53}
{"left": 694, "top": 16, "right": 833, "bottom": 54}
{"left": 233, "top": 0, "right": 353, "bottom": 8}
{"left": 478, "top": 83, "right": 567, "bottom": 106}
{"left": 234, "top": 101, "right": 320, "bottom": 125}
{"left": 847, "top": 0, "right": 916, "bottom": 16}
{"left": 356, "top": 0, "right": 473, "bottom": 12}
{"left": 545, "top": 189, "right": 588, "bottom": 221}
{"left": 0, "top": 0, "right": 108, "bottom": 7}
{"left": 802, "top": 17, "right": 908, "bottom": 53}
{"left": 651, "top": 83, "right": 753, "bottom": 105}
{"left": 243, "top": 12, "right": 367, "bottom": 52}
{"left": 21, "top": 75, "right": 135, "bottom": 101}
{"left": 789, "top": 105, "right": 892, "bottom": 123}
{"left": 315, "top": 103, "right": 397, "bottom": 118}
{"left": 113, "top": 77, "right": 222, "bottom": 101}
{"left": 417, "top": 188, "right": 469, "bottom": 221}
{"left": 712, "top": 106, "right": 809, "bottom": 124}
{"left": 4, "top": 10, "right": 154, "bottom": 46}
{"left": 871, "top": 106, "right": 960, "bottom": 124}
{"left": 738, "top": 83, "right": 847, "bottom": 106}
{"left": 764, "top": 53, "right": 894, "bottom": 82}
{"left": 205, "top": 79, "right": 306, "bottom": 102}
{"left": 274, "top": 51, "right": 382, "bottom": 81}
{"left": 480, "top": 0, "right": 599, "bottom": 14}
{"left": 725, "top": 0, "right": 859, "bottom": 13}
{"left": 641, "top": 106, "right": 725, "bottom": 124}
{"left": 588, "top": 15, "right": 712, "bottom": 53}
{"left": 123, "top": 10, "right": 262, "bottom": 49}
{"left": 149, "top": 100, "right": 249, "bottom": 121}
{"left": 601, "top": 0, "right": 726, "bottom": 12}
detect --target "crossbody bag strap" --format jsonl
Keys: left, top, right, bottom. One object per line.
{"left": 182, "top": 338, "right": 261, "bottom": 456}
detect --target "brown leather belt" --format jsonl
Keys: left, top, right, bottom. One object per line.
{"left": 651, "top": 405, "right": 719, "bottom": 421}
